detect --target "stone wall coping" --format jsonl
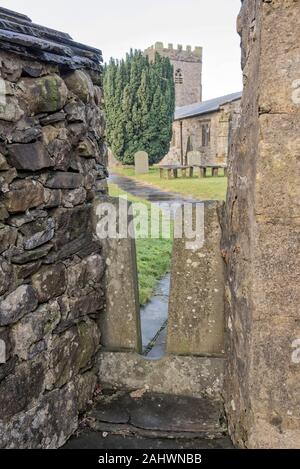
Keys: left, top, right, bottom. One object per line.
{"left": 0, "top": 7, "right": 102, "bottom": 72}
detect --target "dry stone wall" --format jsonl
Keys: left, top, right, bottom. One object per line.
{"left": 0, "top": 8, "right": 107, "bottom": 448}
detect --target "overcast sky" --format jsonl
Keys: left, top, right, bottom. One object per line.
{"left": 1, "top": 0, "right": 243, "bottom": 100}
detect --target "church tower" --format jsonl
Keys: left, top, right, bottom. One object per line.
{"left": 144, "top": 42, "right": 203, "bottom": 108}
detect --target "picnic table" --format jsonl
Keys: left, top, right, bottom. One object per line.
{"left": 159, "top": 164, "right": 227, "bottom": 179}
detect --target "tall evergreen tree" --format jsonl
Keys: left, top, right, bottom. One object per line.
{"left": 104, "top": 50, "right": 175, "bottom": 165}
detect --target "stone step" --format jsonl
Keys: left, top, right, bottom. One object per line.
{"left": 87, "top": 390, "right": 227, "bottom": 440}
{"left": 98, "top": 352, "right": 224, "bottom": 401}
{"left": 63, "top": 432, "right": 233, "bottom": 449}
{"left": 63, "top": 390, "right": 233, "bottom": 449}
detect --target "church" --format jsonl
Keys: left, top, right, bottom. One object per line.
{"left": 145, "top": 42, "right": 242, "bottom": 167}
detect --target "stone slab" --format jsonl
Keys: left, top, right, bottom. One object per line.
{"left": 126, "top": 393, "right": 223, "bottom": 433}
{"left": 167, "top": 201, "right": 225, "bottom": 356}
{"left": 65, "top": 389, "right": 231, "bottom": 447}
{"left": 98, "top": 352, "right": 224, "bottom": 400}
{"left": 63, "top": 432, "right": 233, "bottom": 449}
{"left": 93, "top": 196, "right": 142, "bottom": 353}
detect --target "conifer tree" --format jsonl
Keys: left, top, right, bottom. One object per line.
{"left": 104, "top": 50, "right": 175, "bottom": 165}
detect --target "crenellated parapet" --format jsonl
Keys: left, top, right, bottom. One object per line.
{"left": 145, "top": 42, "right": 202, "bottom": 63}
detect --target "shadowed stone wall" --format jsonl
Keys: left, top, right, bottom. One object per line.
{"left": 0, "top": 8, "right": 107, "bottom": 448}
{"left": 223, "top": 0, "right": 300, "bottom": 448}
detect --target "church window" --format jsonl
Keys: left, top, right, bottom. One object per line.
{"left": 175, "top": 68, "right": 183, "bottom": 85}
{"left": 202, "top": 122, "right": 211, "bottom": 147}
{"left": 171, "top": 129, "right": 176, "bottom": 147}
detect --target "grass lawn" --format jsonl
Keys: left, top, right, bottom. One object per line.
{"left": 111, "top": 166, "right": 228, "bottom": 201}
{"left": 108, "top": 183, "right": 173, "bottom": 306}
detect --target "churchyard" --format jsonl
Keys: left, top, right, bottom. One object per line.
{"left": 111, "top": 165, "right": 228, "bottom": 201}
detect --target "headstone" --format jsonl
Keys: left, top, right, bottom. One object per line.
{"left": 134, "top": 151, "right": 149, "bottom": 174}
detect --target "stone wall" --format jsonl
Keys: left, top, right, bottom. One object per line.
{"left": 0, "top": 8, "right": 107, "bottom": 448}
{"left": 162, "top": 99, "right": 241, "bottom": 166}
{"left": 222, "top": 0, "right": 300, "bottom": 448}
{"left": 145, "top": 43, "right": 203, "bottom": 107}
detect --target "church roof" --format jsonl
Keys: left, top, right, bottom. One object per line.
{"left": 0, "top": 7, "right": 102, "bottom": 72}
{"left": 175, "top": 91, "right": 242, "bottom": 121}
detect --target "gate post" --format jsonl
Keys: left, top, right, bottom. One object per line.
{"left": 93, "top": 196, "right": 142, "bottom": 353}
{"left": 167, "top": 201, "right": 225, "bottom": 356}
{"left": 223, "top": 0, "right": 300, "bottom": 448}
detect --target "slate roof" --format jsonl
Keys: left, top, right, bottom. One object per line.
{"left": 0, "top": 7, "right": 102, "bottom": 72}
{"left": 175, "top": 91, "right": 242, "bottom": 121}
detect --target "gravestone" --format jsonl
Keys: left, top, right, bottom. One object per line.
{"left": 134, "top": 151, "right": 149, "bottom": 174}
